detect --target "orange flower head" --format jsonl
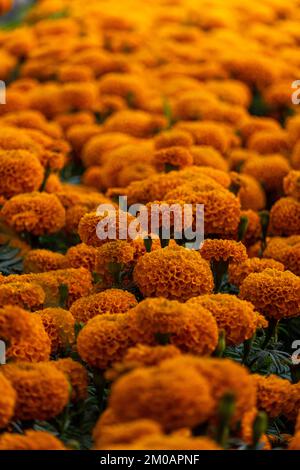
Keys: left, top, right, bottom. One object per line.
{"left": 2, "top": 362, "right": 70, "bottom": 421}
{"left": 65, "top": 243, "right": 97, "bottom": 271}
{"left": 264, "top": 236, "right": 300, "bottom": 276}
{"left": 24, "top": 249, "right": 66, "bottom": 273}
{"left": 70, "top": 288, "right": 137, "bottom": 323}
{"left": 229, "top": 257, "right": 285, "bottom": 287}
{"left": 270, "top": 197, "right": 300, "bottom": 236}
{"left": 200, "top": 239, "right": 248, "bottom": 264}
{"left": 0, "top": 372, "right": 16, "bottom": 430}
{"left": 154, "top": 130, "right": 193, "bottom": 150}
{"left": 53, "top": 358, "right": 88, "bottom": 402}
{"left": 242, "top": 155, "right": 290, "bottom": 192}
{"left": 240, "top": 268, "right": 300, "bottom": 320}
{"left": 153, "top": 146, "right": 193, "bottom": 171}
{"left": 0, "top": 281, "right": 45, "bottom": 310}
{"left": 133, "top": 245, "right": 214, "bottom": 301}
{"left": 35, "top": 307, "right": 75, "bottom": 354}
{"left": 1, "top": 192, "right": 66, "bottom": 236}
{"left": 283, "top": 171, "right": 300, "bottom": 200}
{"left": 0, "top": 430, "right": 66, "bottom": 450}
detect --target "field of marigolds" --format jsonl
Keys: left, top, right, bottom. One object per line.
{"left": 1, "top": 0, "right": 300, "bottom": 455}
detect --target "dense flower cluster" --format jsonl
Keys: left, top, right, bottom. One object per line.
{"left": 0, "top": 0, "right": 300, "bottom": 451}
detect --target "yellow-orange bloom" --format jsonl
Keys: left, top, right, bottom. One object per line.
{"left": 127, "top": 297, "right": 218, "bottom": 355}
{"left": 35, "top": 307, "right": 75, "bottom": 354}
{"left": 263, "top": 236, "right": 300, "bottom": 276}
{"left": 0, "top": 372, "right": 16, "bottom": 429}
{"left": 2, "top": 362, "right": 70, "bottom": 420}
{"left": 200, "top": 239, "right": 248, "bottom": 264}
{"left": 0, "top": 430, "right": 66, "bottom": 450}
{"left": 108, "top": 362, "right": 214, "bottom": 431}
{"left": 229, "top": 257, "right": 285, "bottom": 287}
{"left": 65, "top": 243, "right": 97, "bottom": 271}
{"left": 77, "top": 314, "right": 132, "bottom": 369}
{"left": 70, "top": 288, "right": 137, "bottom": 323}
{"left": 133, "top": 245, "right": 214, "bottom": 301}
{"left": 1, "top": 192, "right": 66, "bottom": 236}
{"left": 270, "top": 197, "right": 300, "bottom": 236}
{"left": 0, "top": 149, "right": 44, "bottom": 199}
{"left": 188, "top": 294, "right": 267, "bottom": 345}
{"left": 24, "top": 249, "right": 66, "bottom": 273}
{"left": 240, "top": 268, "right": 300, "bottom": 320}
{"left": 153, "top": 146, "right": 193, "bottom": 171}
{"left": 283, "top": 171, "right": 300, "bottom": 200}
{"left": 53, "top": 358, "right": 88, "bottom": 402}
{"left": 242, "top": 155, "right": 290, "bottom": 192}
{"left": 0, "top": 281, "right": 45, "bottom": 310}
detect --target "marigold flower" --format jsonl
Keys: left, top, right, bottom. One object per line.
{"left": 269, "top": 197, "right": 300, "bottom": 236}
{"left": 188, "top": 294, "right": 267, "bottom": 346}
{"left": 154, "top": 130, "right": 193, "bottom": 150}
{"left": 2, "top": 362, "right": 70, "bottom": 421}
{"left": 283, "top": 171, "right": 300, "bottom": 200}
{"left": 66, "top": 124, "right": 101, "bottom": 155}
{"left": 108, "top": 363, "right": 214, "bottom": 431}
{"left": 93, "top": 419, "right": 162, "bottom": 448}
{"left": 190, "top": 146, "right": 228, "bottom": 171}
{"left": 153, "top": 146, "right": 193, "bottom": 171}
{"left": 94, "top": 240, "right": 136, "bottom": 284}
{"left": 1, "top": 192, "right": 66, "bottom": 236}
{"left": 161, "top": 356, "right": 256, "bottom": 424}
{"left": 0, "top": 281, "right": 45, "bottom": 310}
{"left": 200, "top": 239, "right": 248, "bottom": 264}
{"left": 127, "top": 297, "right": 218, "bottom": 355}
{"left": 35, "top": 307, "right": 75, "bottom": 354}
{"left": 104, "top": 110, "right": 166, "bottom": 138}
{"left": 24, "top": 249, "right": 66, "bottom": 273}
{"left": 229, "top": 258, "right": 285, "bottom": 287}
{"left": 248, "top": 130, "right": 290, "bottom": 155}
{"left": 240, "top": 407, "right": 271, "bottom": 449}
{"left": 55, "top": 111, "right": 95, "bottom": 132}
{"left": 77, "top": 314, "right": 132, "bottom": 369}
{"left": 0, "top": 373, "right": 16, "bottom": 429}
{"left": 78, "top": 209, "right": 137, "bottom": 247}
{"left": 175, "top": 121, "right": 231, "bottom": 154}
{"left": 70, "top": 289, "right": 137, "bottom": 323}
{"left": 133, "top": 246, "right": 214, "bottom": 301}
{"left": 65, "top": 243, "right": 97, "bottom": 271}
{"left": 252, "top": 374, "right": 293, "bottom": 419}
{"left": 3, "top": 267, "right": 93, "bottom": 308}
{"left": 0, "top": 305, "right": 51, "bottom": 362}
{"left": 58, "top": 64, "right": 94, "bottom": 82}
{"left": 263, "top": 236, "right": 300, "bottom": 275}
{"left": 231, "top": 173, "right": 266, "bottom": 211}
{"left": 0, "top": 149, "right": 44, "bottom": 199}
{"left": 239, "top": 268, "right": 300, "bottom": 320}
{"left": 242, "top": 155, "right": 290, "bottom": 192}
{"left": 53, "top": 358, "right": 88, "bottom": 402}
{"left": 0, "top": 430, "right": 66, "bottom": 450}
{"left": 289, "top": 432, "right": 300, "bottom": 450}
{"left": 82, "top": 132, "right": 134, "bottom": 167}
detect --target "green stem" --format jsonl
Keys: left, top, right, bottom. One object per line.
{"left": 262, "top": 319, "right": 278, "bottom": 349}
{"left": 215, "top": 393, "right": 235, "bottom": 449}
{"left": 243, "top": 334, "right": 255, "bottom": 364}
{"left": 211, "top": 259, "right": 229, "bottom": 293}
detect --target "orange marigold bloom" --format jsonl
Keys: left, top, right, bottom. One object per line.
{"left": 190, "top": 146, "right": 228, "bottom": 172}
{"left": 175, "top": 121, "right": 231, "bottom": 154}
{"left": 93, "top": 419, "right": 162, "bottom": 449}
{"left": 3, "top": 267, "right": 92, "bottom": 308}
{"left": 82, "top": 132, "right": 134, "bottom": 167}
{"left": 270, "top": 197, "right": 300, "bottom": 236}
{"left": 283, "top": 171, "right": 300, "bottom": 200}
{"left": 65, "top": 243, "right": 97, "bottom": 271}
{"left": 0, "top": 372, "right": 16, "bottom": 429}
{"left": 103, "top": 110, "right": 166, "bottom": 138}
{"left": 66, "top": 124, "right": 101, "bottom": 155}
{"left": 35, "top": 307, "right": 75, "bottom": 354}
{"left": 229, "top": 257, "right": 285, "bottom": 287}
{"left": 108, "top": 362, "right": 214, "bottom": 431}
{"left": 188, "top": 294, "right": 267, "bottom": 346}
{"left": 94, "top": 240, "right": 135, "bottom": 284}
{"left": 104, "top": 435, "right": 221, "bottom": 450}
{"left": 1, "top": 192, "right": 66, "bottom": 236}
{"left": 240, "top": 407, "right": 271, "bottom": 449}
{"left": 78, "top": 209, "right": 137, "bottom": 247}
{"left": 153, "top": 146, "right": 193, "bottom": 171}
{"left": 264, "top": 236, "right": 300, "bottom": 275}
{"left": 24, "top": 249, "right": 66, "bottom": 273}
{"left": 161, "top": 356, "right": 256, "bottom": 424}
{"left": 0, "top": 430, "right": 66, "bottom": 450}
{"left": 248, "top": 130, "right": 290, "bottom": 155}
{"left": 253, "top": 374, "right": 293, "bottom": 419}
{"left": 55, "top": 111, "right": 95, "bottom": 132}
{"left": 53, "top": 358, "right": 88, "bottom": 403}
{"left": 0, "top": 305, "right": 51, "bottom": 362}
{"left": 77, "top": 314, "right": 132, "bottom": 369}
{"left": 127, "top": 297, "right": 218, "bottom": 355}
{"left": 240, "top": 268, "right": 300, "bottom": 320}
{"left": 242, "top": 155, "right": 290, "bottom": 192}
{"left": 2, "top": 362, "right": 70, "bottom": 421}
{"left": 0, "top": 282, "right": 45, "bottom": 310}
{"left": 70, "top": 289, "right": 137, "bottom": 323}
{"left": 62, "top": 81, "right": 98, "bottom": 111}
{"left": 133, "top": 246, "right": 214, "bottom": 301}
{"left": 154, "top": 130, "right": 193, "bottom": 150}
{"left": 231, "top": 173, "right": 266, "bottom": 211}
{"left": 0, "top": 149, "right": 44, "bottom": 199}
{"left": 58, "top": 64, "right": 94, "bottom": 82}
{"left": 200, "top": 239, "right": 248, "bottom": 264}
